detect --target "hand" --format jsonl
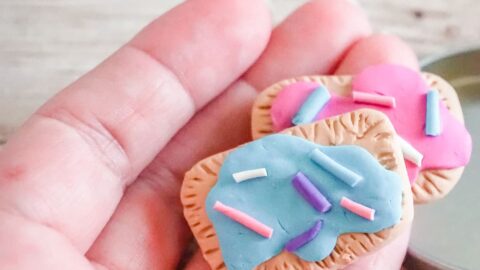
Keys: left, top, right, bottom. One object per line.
{"left": 0, "top": 0, "right": 417, "bottom": 269}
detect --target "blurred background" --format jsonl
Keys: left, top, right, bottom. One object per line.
{"left": 1, "top": 0, "right": 479, "bottom": 142}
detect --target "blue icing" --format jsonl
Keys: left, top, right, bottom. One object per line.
{"left": 206, "top": 134, "right": 403, "bottom": 270}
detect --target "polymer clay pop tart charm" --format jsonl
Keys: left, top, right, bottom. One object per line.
{"left": 251, "top": 64, "right": 472, "bottom": 204}
{"left": 182, "top": 110, "right": 413, "bottom": 270}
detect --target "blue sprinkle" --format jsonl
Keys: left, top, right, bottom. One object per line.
{"left": 425, "top": 90, "right": 442, "bottom": 136}
{"left": 292, "top": 86, "right": 331, "bottom": 125}
{"left": 310, "top": 148, "right": 362, "bottom": 187}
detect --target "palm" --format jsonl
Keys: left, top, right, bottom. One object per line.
{"left": 0, "top": 0, "right": 416, "bottom": 269}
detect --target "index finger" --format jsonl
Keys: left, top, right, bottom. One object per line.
{"left": 0, "top": 0, "right": 271, "bottom": 262}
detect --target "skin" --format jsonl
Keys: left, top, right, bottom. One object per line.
{"left": 0, "top": 0, "right": 418, "bottom": 269}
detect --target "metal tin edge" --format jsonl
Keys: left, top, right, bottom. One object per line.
{"left": 420, "top": 45, "right": 480, "bottom": 68}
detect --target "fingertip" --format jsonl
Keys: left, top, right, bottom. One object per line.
{"left": 245, "top": 0, "right": 372, "bottom": 89}
{"left": 335, "top": 34, "right": 419, "bottom": 75}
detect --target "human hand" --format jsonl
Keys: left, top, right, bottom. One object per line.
{"left": 0, "top": 0, "right": 417, "bottom": 269}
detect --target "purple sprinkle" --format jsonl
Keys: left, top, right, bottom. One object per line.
{"left": 292, "top": 172, "right": 332, "bottom": 213}
{"left": 285, "top": 220, "right": 323, "bottom": 252}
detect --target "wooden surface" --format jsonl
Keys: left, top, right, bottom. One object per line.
{"left": 1, "top": 0, "right": 479, "bottom": 144}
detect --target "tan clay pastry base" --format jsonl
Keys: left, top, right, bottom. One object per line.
{"left": 182, "top": 109, "right": 413, "bottom": 270}
{"left": 251, "top": 73, "right": 465, "bottom": 204}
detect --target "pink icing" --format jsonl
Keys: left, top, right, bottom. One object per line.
{"left": 270, "top": 64, "right": 472, "bottom": 183}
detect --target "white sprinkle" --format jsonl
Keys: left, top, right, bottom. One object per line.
{"left": 397, "top": 136, "right": 423, "bottom": 167}
{"left": 232, "top": 168, "right": 268, "bottom": 183}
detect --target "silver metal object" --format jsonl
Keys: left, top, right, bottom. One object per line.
{"left": 406, "top": 48, "right": 480, "bottom": 270}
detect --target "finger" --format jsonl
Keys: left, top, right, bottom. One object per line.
{"left": 0, "top": 0, "right": 271, "bottom": 265}
{"left": 184, "top": 250, "right": 210, "bottom": 270}
{"left": 87, "top": 81, "right": 260, "bottom": 270}
{"left": 335, "top": 34, "right": 419, "bottom": 74}
{"left": 86, "top": 1, "right": 372, "bottom": 269}
{"left": 0, "top": 212, "right": 95, "bottom": 270}
{"left": 345, "top": 223, "right": 412, "bottom": 270}
{"left": 244, "top": 0, "right": 371, "bottom": 90}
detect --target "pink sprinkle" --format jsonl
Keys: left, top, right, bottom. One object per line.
{"left": 340, "top": 197, "right": 375, "bottom": 221}
{"left": 214, "top": 201, "right": 273, "bottom": 238}
{"left": 352, "top": 91, "right": 396, "bottom": 108}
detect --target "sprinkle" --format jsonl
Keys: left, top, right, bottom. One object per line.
{"left": 398, "top": 136, "right": 423, "bottom": 167}
{"left": 352, "top": 91, "right": 397, "bottom": 108}
{"left": 213, "top": 201, "right": 273, "bottom": 238}
{"left": 284, "top": 220, "right": 323, "bottom": 252}
{"left": 292, "top": 172, "right": 331, "bottom": 213}
{"left": 340, "top": 197, "right": 375, "bottom": 221}
{"left": 232, "top": 168, "right": 267, "bottom": 183}
{"left": 352, "top": 91, "right": 396, "bottom": 108}
{"left": 310, "top": 148, "right": 363, "bottom": 187}
{"left": 425, "top": 89, "right": 442, "bottom": 136}
{"left": 292, "top": 86, "right": 331, "bottom": 125}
